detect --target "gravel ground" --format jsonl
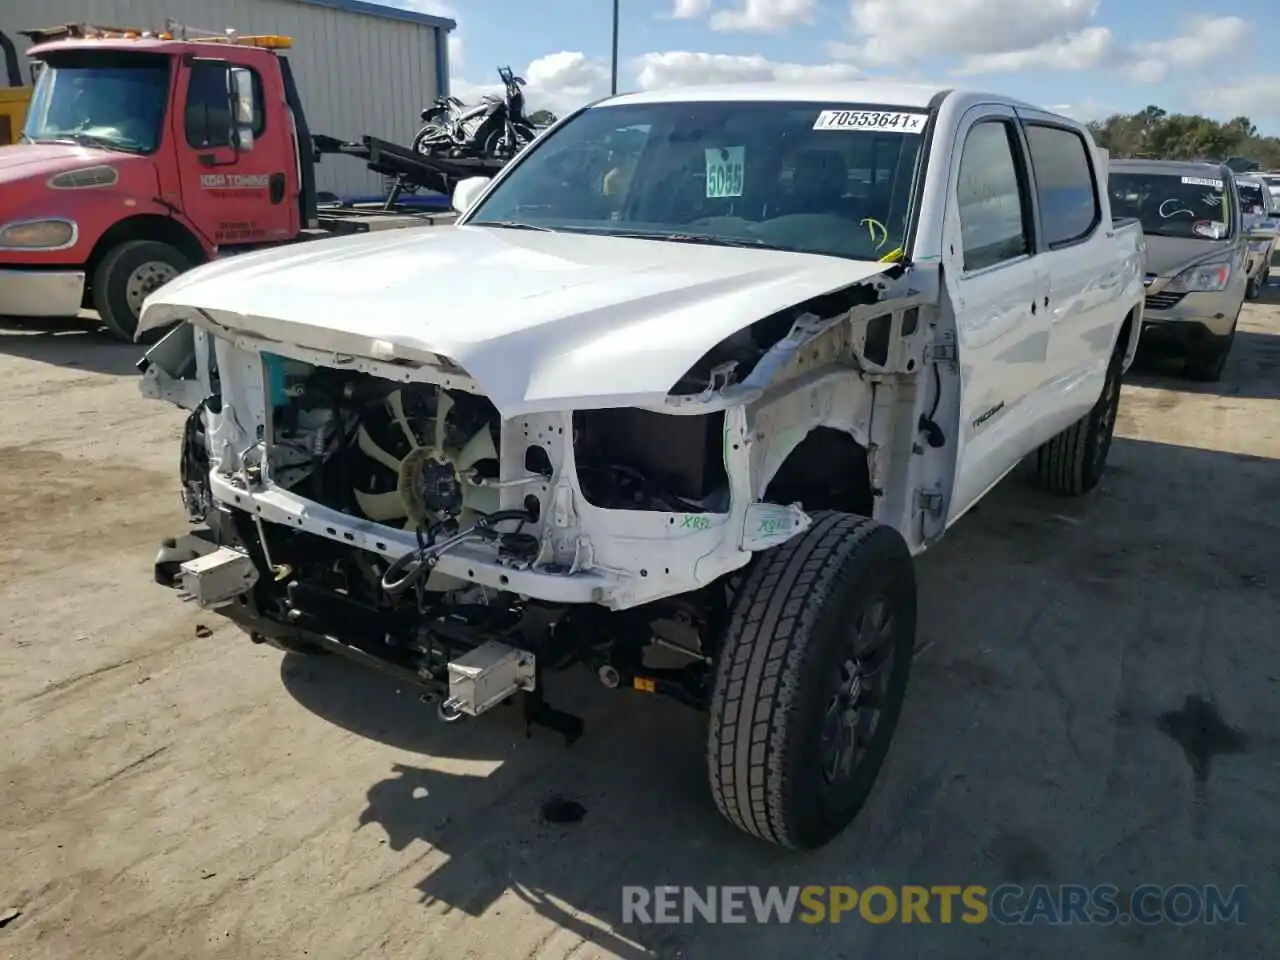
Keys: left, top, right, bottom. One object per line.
{"left": 1, "top": 289, "right": 1277, "bottom": 959}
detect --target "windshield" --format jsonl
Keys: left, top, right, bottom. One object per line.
{"left": 23, "top": 51, "right": 171, "bottom": 154}
{"left": 1237, "top": 183, "right": 1266, "bottom": 214}
{"left": 1108, "top": 172, "right": 1232, "bottom": 240}
{"left": 465, "top": 100, "right": 930, "bottom": 262}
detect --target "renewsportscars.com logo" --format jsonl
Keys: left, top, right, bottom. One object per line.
{"left": 622, "top": 884, "right": 1248, "bottom": 926}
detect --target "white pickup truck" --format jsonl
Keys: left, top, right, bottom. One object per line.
{"left": 137, "top": 83, "right": 1146, "bottom": 850}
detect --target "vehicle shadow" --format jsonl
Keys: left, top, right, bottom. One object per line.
{"left": 0, "top": 316, "right": 143, "bottom": 377}
{"left": 1124, "top": 329, "right": 1279, "bottom": 401}
{"left": 280, "top": 437, "right": 1278, "bottom": 959}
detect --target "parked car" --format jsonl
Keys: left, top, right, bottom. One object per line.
{"left": 137, "top": 84, "right": 1146, "bottom": 850}
{"left": 1108, "top": 159, "right": 1248, "bottom": 380}
{"left": 1259, "top": 171, "right": 1280, "bottom": 205}
{"left": 1236, "top": 174, "right": 1279, "bottom": 297}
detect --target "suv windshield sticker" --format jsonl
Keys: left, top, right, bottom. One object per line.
{"left": 1181, "top": 176, "right": 1223, "bottom": 189}
{"left": 705, "top": 146, "right": 745, "bottom": 198}
{"left": 813, "top": 110, "right": 926, "bottom": 133}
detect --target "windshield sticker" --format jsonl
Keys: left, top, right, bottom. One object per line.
{"left": 1192, "top": 220, "right": 1227, "bottom": 239}
{"left": 1181, "top": 176, "right": 1223, "bottom": 189}
{"left": 705, "top": 146, "right": 745, "bottom": 199}
{"left": 813, "top": 110, "right": 926, "bottom": 134}
{"left": 1201, "top": 192, "right": 1222, "bottom": 208}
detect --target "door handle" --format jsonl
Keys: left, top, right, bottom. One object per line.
{"left": 1030, "top": 300, "right": 1037, "bottom": 314}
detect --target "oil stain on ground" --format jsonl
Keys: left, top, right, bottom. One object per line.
{"left": 1155, "top": 694, "right": 1247, "bottom": 784}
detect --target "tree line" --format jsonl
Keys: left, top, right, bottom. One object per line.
{"left": 1087, "top": 106, "right": 1280, "bottom": 169}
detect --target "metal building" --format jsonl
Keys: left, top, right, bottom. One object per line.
{"left": 6, "top": 0, "right": 455, "bottom": 197}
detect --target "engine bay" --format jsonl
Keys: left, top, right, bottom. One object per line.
{"left": 258, "top": 355, "right": 732, "bottom": 535}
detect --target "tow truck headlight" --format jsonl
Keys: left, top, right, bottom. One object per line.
{"left": 1165, "top": 261, "right": 1232, "bottom": 293}
{"left": 0, "top": 218, "right": 77, "bottom": 250}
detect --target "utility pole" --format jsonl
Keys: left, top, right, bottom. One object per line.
{"left": 611, "top": 0, "right": 619, "bottom": 95}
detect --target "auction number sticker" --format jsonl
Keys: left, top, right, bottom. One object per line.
{"left": 705, "top": 146, "right": 745, "bottom": 198}
{"left": 813, "top": 110, "right": 927, "bottom": 133}
{"left": 1181, "top": 176, "right": 1223, "bottom": 189}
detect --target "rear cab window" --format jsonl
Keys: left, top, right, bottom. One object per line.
{"left": 1021, "top": 123, "right": 1101, "bottom": 248}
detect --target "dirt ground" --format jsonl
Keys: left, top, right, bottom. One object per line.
{"left": 1, "top": 290, "right": 1278, "bottom": 960}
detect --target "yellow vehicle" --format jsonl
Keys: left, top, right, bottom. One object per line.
{"left": 0, "top": 31, "right": 32, "bottom": 145}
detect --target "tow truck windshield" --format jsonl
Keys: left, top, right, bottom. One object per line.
{"left": 22, "top": 50, "right": 170, "bottom": 154}
{"left": 466, "top": 99, "right": 930, "bottom": 262}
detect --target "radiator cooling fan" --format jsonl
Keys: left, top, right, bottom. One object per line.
{"left": 351, "top": 386, "right": 500, "bottom": 591}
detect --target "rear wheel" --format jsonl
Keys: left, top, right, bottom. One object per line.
{"left": 412, "top": 122, "right": 450, "bottom": 155}
{"left": 706, "top": 512, "right": 917, "bottom": 849}
{"left": 1246, "top": 276, "right": 1260, "bottom": 300}
{"left": 92, "top": 239, "right": 191, "bottom": 343}
{"left": 1034, "top": 333, "right": 1124, "bottom": 495}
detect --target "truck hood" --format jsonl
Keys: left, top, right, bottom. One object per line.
{"left": 0, "top": 142, "right": 131, "bottom": 185}
{"left": 139, "top": 225, "right": 902, "bottom": 416}
{"left": 1144, "top": 234, "right": 1235, "bottom": 278}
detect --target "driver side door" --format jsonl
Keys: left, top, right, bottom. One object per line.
{"left": 175, "top": 57, "right": 294, "bottom": 248}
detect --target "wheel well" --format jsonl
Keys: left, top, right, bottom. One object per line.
{"left": 83, "top": 215, "right": 207, "bottom": 303}
{"left": 763, "top": 427, "right": 874, "bottom": 518}
{"left": 1118, "top": 308, "right": 1138, "bottom": 361}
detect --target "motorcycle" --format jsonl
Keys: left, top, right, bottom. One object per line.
{"left": 412, "top": 65, "right": 537, "bottom": 161}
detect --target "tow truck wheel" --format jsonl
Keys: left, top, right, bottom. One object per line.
{"left": 92, "top": 239, "right": 192, "bottom": 344}
{"left": 706, "top": 512, "right": 916, "bottom": 850}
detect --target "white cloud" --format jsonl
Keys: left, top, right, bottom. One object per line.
{"left": 392, "top": 0, "right": 456, "bottom": 16}
{"left": 1047, "top": 100, "right": 1116, "bottom": 123}
{"left": 454, "top": 52, "right": 611, "bottom": 117}
{"left": 832, "top": 0, "right": 1099, "bottom": 66}
{"left": 1122, "top": 16, "right": 1248, "bottom": 84}
{"left": 956, "top": 26, "right": 1113, "bottom": 75}
{"left": 633, "top": 51, "right": 863, "bottom": 88}
{"left": 669, "top": 0, "right": 712, "bottom": 18}
{"left": 1193, "top": 77, "right": 1280, "bottom": 123}
{"left": 709, "top": 0, "right": 816, "bottom": 32}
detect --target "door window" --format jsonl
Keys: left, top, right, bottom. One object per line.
{"left": 956, "top": 120, "right": 1031, "bottom": 272}
{"left": 184, "top": 60, "right": 264, "bottom": 149}
{"left": 1024, "top": 123, "right": 1100, "bottom": 247}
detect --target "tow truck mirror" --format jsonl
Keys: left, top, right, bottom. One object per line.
{"left": 228, "top": 67, "right": 256, "bottom": 153}
{"left": 452, "top": 176, "right": 491, "bottom": 214}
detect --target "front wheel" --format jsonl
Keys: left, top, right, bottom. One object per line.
{"left": 706, "top": 512, "right": 917, "bottom": 849}
{"left": 92, "top": 239, "right": 192, "bottom": 343}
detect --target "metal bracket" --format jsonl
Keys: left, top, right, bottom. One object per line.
{"left": 923, "top": 337, "right": 957, "bottom": 364}
{"left": 915, "top": 488, "right": 944, "bottom": 518}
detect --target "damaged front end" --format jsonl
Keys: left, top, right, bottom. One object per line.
{"left": 139, "top": 258, "right": 949, "bottom": 738}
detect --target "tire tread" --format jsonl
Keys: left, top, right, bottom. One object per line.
{"left": 707, "top": 512, "right": 897, "bottom": 848}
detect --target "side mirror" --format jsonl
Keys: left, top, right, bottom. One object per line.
{"left": 228, "top": 66, "right": 256, "bottom": 152}
{"left": 452, "top": 176, "right": 491, "bottom": 214}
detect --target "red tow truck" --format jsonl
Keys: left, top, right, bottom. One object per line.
{"left": 0, "top": 23, "right": 463, "bottom": 342}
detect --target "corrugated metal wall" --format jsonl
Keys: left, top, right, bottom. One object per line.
{"left": 7, "top": 0, "right": 444, "bottom": 196}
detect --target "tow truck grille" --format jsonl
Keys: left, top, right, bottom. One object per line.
{"left": 1144, "top": 291, "right": 1186, "bottom": 311}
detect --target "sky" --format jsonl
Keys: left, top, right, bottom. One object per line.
{"left": 391, "top": 0, "right": 1280, "bottom": 134}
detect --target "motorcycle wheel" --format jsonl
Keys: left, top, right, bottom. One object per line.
{"left": 412, "top": 123, "right": 451, "bottom": 155}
